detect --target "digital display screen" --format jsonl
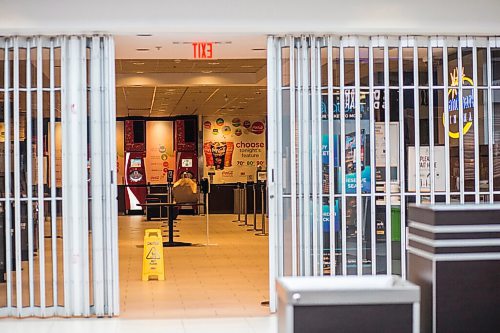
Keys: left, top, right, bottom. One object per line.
{"left": 130, "top": 158, "right": 142, "bottom": 168}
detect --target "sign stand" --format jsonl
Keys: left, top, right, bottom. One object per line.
{"left": 142, "top": 229, "right": 165, "bottom": 281}
{"left": 205, "top": 172, "right": 217, "bottom": 246}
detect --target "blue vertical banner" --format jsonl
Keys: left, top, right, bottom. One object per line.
{"left": 322, "top": 199, "right": 340, "bottom": 232}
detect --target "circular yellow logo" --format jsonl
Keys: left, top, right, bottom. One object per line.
{"left": 442, "top": 67, "right": 474, "bottom": 139}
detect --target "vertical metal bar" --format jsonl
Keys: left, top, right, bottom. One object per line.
{"left": 301, "top": 36, "right": 311, "bottom": 276}
{"left": 354, "top": 42, "right": 362, "bottom": 276}
{"left": 458, "top": 40, "right": 465, "bottom": 203}
{"left": 428, "top": 40, "right": 436, "bottom": 204}
{"left": 36, "top": 36, "right": 46, "bottom": 314}
{"left": 296, "top": 38, "right": 305, "bottom": 275}
{"left": 49, "top": 39, "right": 58, "bottom": 309}
{"left": 316, "top": 40, "right": 324, "bottom": 276}
{"left": 443, "top": 38, "right": 451, "bottom": 203}
{"left": 487, "top": 40, "right": 494, "bottom": 202}
{"left": 368, "top": 39, "right": 376, "bottom": 275}
{"left": 105, "top": 36, "right": 120, "bottom": 314}
{"left": 472, "top": 42, "right": 480, "bottom": 202}
{"left": 80, "top": 36, "right": 90, "bottom": 317}
{"left": 13, "top": 37, "right": 23, "bottom": 314}
{"left": 327, "top": 37, "right": 336, "bottom": 276}
{"left": 414, "top": 44, "right": 421, "bottom": 204}
{"left": 384, "top": 42, "right": 392, "bottom": 276}
{"left": 398, "top": 39, "right": 406, "bottom": 277}
{"left": 311, "top": 37, "right": 318, "bottom": 276}
{"left": 90, "top": 36, "right": 105, "bottom": 316}
{"left": 4, "top": 37, "right": 13, "bottom": 312}
{"left": 289, "top": 36, "right": 298, "bottom": 276}
{"left": 266, "top": 35, "right": 278, "bottom": 312}
{"left": 339, "top": 39, "right": 347, "bottom": 275}
{"left": 275, "top": 38, "right": 284, "bottom": 279}
{"left": 26, "top": 38, "right": 35, "bottom": 309}
{"left": 102, "top": 36, "right": 113, "bottom": 314}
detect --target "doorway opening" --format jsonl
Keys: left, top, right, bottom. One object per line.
{"left": 114, "top": 34, "right": 270, "bottom": 318}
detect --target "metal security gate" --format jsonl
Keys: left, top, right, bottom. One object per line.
{"left": 0, "top": 35, "right": 119, "bottom": 317}
{"left": 267, "top": 35, "right": 500, "bottom": 310}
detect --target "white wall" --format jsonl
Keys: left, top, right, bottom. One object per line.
{"left": 2, "top": 0, "right": 500, "bottom": 35}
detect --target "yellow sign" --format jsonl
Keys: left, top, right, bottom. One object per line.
{"left": 142, "top": 229, "right": 165, "bottom": 281}
{"left": 442, "top": 67, "right": 474, "bottom": 139}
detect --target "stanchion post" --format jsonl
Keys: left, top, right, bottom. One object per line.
{"left": 256, "top": 182, "right": 268, "bottom": 236}
{"left": 239, "top": 183, "right": 248, "bottom": 226}
{"left": 248, "top": 182, "right": 258, "bottom": 231}
{"left": 232, "top": 182, "right": 242, "bottom": 222}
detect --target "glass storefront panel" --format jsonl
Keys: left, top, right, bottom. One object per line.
{"left": 269, "top": 36, "right": 500, "bottom": 290}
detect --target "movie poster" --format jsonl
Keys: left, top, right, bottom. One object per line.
{"left": 202, "top": 116, "right": 266, "bottom": 184}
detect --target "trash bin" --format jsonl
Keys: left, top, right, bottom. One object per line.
{"left": 408, "top": 203, "right": 500, "bottom": 333}
{"left": 277, "top": 275, "right": 420, "bottom": 333}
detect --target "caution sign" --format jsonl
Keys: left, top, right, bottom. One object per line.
{"left": 142, "top": 229, "right": 165, "bottom": 281}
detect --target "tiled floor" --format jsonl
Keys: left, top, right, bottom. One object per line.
{"left": 1, "top": 212, "right": 271, "bottom": 324}
{"left": 119, "top": 213, "right": 270, "bottom": 318}
{"left": 0, "top": 315, "right": 277, "bottom": 333}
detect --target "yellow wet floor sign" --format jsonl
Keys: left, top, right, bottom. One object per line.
{"left": 142, "top": 229, "right": 165, "bottom": 281}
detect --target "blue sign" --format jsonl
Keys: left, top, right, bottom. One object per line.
{"left": 322, "top": 199, "right": 340, "bottom": 233}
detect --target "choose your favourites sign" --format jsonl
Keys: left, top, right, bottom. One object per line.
{"left": 202, "top": 116, "right": 266, "bottom": 184}
{"left": 444, "top": 67, "right": 474, "bottom": 139}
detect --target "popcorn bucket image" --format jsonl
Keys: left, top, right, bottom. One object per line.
{"left": 211, "top": 142, "right": 228, "bottom": 170}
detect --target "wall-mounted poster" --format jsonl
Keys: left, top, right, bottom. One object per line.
{"left": 116, "top": 121, "right": 125, "bottom": 185}
{"left": 145, "top": 121, "right": 175, "bottom": 184}
{"left": 203, "top": 116, "right": 266, "bottom": 184}
{"left": 407, "top": 146, "right": 446, "bottom": 192}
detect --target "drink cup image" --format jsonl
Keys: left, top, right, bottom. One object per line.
{"left": 204, "top": 142, "right": 214, "bottom": 167}
{"left": 224, "top": 142, "right": 234, "bottom": 167}
{"left": 211, "top": 142, "right": 228, "bottom": 170}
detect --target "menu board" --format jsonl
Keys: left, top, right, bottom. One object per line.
{"left": 202, "top": 116, "right": 266, "bottom": 184}
{"left": 145, "top": 121, "right": 175, "bottom": 184}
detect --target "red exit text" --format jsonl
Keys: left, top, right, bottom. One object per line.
{"left": 192, "top": 42, "right": 213, "bottom": 59}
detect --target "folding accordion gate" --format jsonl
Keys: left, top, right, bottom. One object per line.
{"left": 267, "top": 35, "right": 500, "bottom": 311}
{"left": 0, "top": 35, "right": 119, "bottom": 317}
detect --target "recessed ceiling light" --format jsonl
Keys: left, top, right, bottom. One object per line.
{"left": 132, "top": 62, "right": 145, "bottom": 65}
{"left": 174, "top": 59, "right": 182, "bottom": 63}
{"left": 136, "top": 48, "right": 150, "bottom": 52}
{"left": 208, "top": 62, "right": 220, "bottom": 65}
{"left": 136, "top": 71, "right": 144, "bottom": 74}
{"left": 158, "top": 109, "right": 166, "bottom": 112}
{"left": 241, "top": 65, "right": 253, "bottom": 68}
{"left": 201, "top": 70, "right": 213, "bottom": 74}
{"left": 136, "top": 34, "right": 153, "bottom": 37}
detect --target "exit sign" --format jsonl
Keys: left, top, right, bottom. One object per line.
{"left": 192, "top": 42, "right": 213, "bottom": 59}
